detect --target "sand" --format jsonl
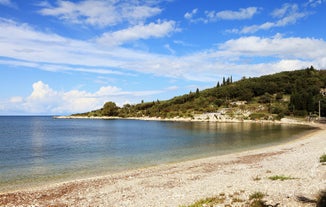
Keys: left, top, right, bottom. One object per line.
{"left": 0, "top": 124, "right": 325, "bottom": 207}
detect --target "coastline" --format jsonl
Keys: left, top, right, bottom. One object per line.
{"left": 55, "top": 114, "right": 320, "bottom": 126}
{"left": 1, "top": 125, "right": 325, "bottom": 206}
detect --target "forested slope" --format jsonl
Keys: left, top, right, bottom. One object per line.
{"left": 74, "top": 67, "right": 326, "bottom": 120}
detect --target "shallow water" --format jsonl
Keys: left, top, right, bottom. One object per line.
{"left": 0, "top": 116, "right": 315, "bottom": 191}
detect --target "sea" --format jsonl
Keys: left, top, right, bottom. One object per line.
{"left": 0, "top": 116, "right": 316, "bottom": 192}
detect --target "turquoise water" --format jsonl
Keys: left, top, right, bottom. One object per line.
{"left": 0, "top": 116, "right": 315, "bottom": 191}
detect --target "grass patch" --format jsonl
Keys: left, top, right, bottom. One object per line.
{"left": 268, "top": 175, "right": 296, "bottom": 181}
{"left": 179, "top": 195, "right": 225, "bottom": 207}
{"left": 249, "top": 192, "right": 265, "bottom": 200}
{"left": 320, "top": 154, "right": 326, "bottom": 163}
{"left": 180, "top": 191, "right": 282, "bottom": 207}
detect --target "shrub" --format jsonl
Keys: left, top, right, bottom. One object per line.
{"left": 250, "top": 113, "right": 267, "bottom": 120}
{"left": 249, "top": 192, "right": 265, "bottom": 200}
{"left": 320, "top": 154, "right": 326, "bottom": 163}
{"left": 258, "top": 93, "right": 273, "bottom": 104}
{"left": 249, "top": 192, "right": 270, "bottom": 207}
{"left": 293, "top": 110, "right": 308, "bottom": 117}
{"left": 317, "top": 191, "right": 326, "bottom": 207}
{"left": 297, "top": 190, "right": 326, "bottom": 207}
{"left": 276, "top": 113, "right": 285, "bottom": 120}
{"left": 250, "top": 199, "right": 269, "bottom": 207}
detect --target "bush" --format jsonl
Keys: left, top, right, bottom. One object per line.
{"left": 317, "top": 191, "right": 326, "bottom": 207}
{"left": 320, "top": 154, "right": 326, "bottom": 163}
{"left": 250, "top": 113, "right": 267, "bottom": 120}
{"left": 270, "top": 104, "right": 286, "bottom": 114}
{"left": 293, "top": 110, "right": 308, "bottom": 117}
{"left": 249, "top": 192, "right": 270, "bottom": 207}
{"left": 249, "top": 192, "right": 265, "bottom": 200}
{"left": 275, "top": 93, "right": 283, "bottom": 101}
{"left": 258, "top": 93, "right": 273, "bottom": 103}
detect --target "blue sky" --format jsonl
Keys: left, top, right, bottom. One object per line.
{"left": 0, "top": 0, "right": 325, "bottom": 115}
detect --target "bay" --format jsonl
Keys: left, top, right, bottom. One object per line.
{"left": 0, "top": 116, "right": 315, "bottom": 191}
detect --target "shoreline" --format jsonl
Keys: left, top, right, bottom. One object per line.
{"left": 1, "top": 126, "right": 325, "bottom": 206}
{"left": 55, "top": 114, "right": 322, "bottom": 126}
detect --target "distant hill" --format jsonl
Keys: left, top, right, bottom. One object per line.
{"left": 73, "top": 67, "right": 326, "bottom": 120}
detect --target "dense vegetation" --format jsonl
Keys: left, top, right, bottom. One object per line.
{"left": 73, "top": 67, "right": 326, "bottom": 120}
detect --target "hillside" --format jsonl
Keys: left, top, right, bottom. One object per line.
{"left": 73, "top": 67, "right": 326, "bottom": 121}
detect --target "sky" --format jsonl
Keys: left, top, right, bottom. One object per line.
{"left": 0, "top": 0, "right": 326, "bottom": 115}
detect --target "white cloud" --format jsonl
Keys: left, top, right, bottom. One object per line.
{"left": 123, "top": 5, "right": 162, "bottom": 24}
{"left": 164, "top": 44, "right": 175, "bottom": 55}
{"left": 305, "top": 0, "right": 326, "bottom": 7}
{"left": 230, "top": 3, "right": 309, "bottom": 34}
{"left": 218, "top": 35, "right": 326, "bottom": 60}
{"left": 208, "top": 7, "right": 259, "bottom": 20}
{"left": 271, "top": 3, "right": 297, "bottom": 18}
{"left": 0, "top": 0, "right": 15, "bottom": 7}
{"left": 0, "top": 0, "right": 10, "bottom": 5}
{"left": 273, "top": 4, "right": 308, "bottom": 27}
{"left": 153, "top": 35, "right": 326, "bottom": 81}
{"left": 184, "top": 8, "right": 198, "bottom": 19}
{"left": 185, "top": 7, "right": 259, "bottom": 23}
{"left": 237, "top": 22, "right": 274, "bottom": 34}
{"left": 0, "top": 18, "right": 161, "bottom": 71}
{"left": 1, "top": 81, "right": 165, "bottom": 115}
{"left": 1, "top": 18, "right": 326, "bottom": 90}
{"left": 166, "top": 86, "right": 178, "bottom": 91}
{"left": 38, "top": 0, "right": 162, "bottom": 27}
{"left": 173, "top": 40, "right": 195, "bottom": 47}
{"left": 9, "top": 96, "right": 23, "bottom": 103}
{"left": 97, "top": 20, "right": 177, "bottom": 46}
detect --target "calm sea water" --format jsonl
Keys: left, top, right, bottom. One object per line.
{"left": 0, "top": 116, "right": 315, "bottom": 191}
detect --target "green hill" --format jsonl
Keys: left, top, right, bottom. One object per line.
{"left": 73, "top": 67, "right": 326, "bottom": 120}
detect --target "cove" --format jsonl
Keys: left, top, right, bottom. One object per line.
{"left": 0, "top": 116, "right": 315, "bottom": 192}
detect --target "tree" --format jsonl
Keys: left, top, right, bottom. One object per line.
{"left": 238, "top": 88, "right": 254, "bottom": 102}
{"left": 102, "top": 101, "right": 119, "bottom": 116}
{"left": 258, "top": 93, "right": 273, "bottom": 103}
{"left": 306, "top": 93, "right": 315, "bottom": 112}
{"left": 226, "top": 77, "right": 230, "bottom": 85}
{"left": 275, "top": 93, "right": 283, "bottom": 102}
